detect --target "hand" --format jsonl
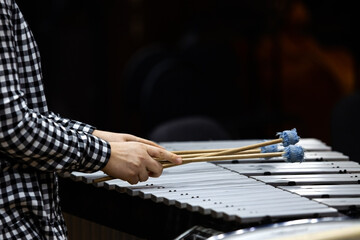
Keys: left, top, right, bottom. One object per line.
{"left": 102, "top": 142, "right": 182, "bottom": 184}
{"left": 93, "top": 130, "right": 163, "bottom": 148}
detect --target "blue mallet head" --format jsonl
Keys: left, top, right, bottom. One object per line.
{"left": 276, "top": 128, "right": 300, "bottom": 147}
{"left": 261, "top": 144, "right": 279, "bottom": 153}
{"left": 283, "top": 145, "right": 304, "bottom": 162}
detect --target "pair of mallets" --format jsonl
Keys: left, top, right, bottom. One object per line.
{"left": 162, "top": 128, "right": 303, "bottom": 167}
{"left": 94, "top": 129, "right": 304, "bottom": 183}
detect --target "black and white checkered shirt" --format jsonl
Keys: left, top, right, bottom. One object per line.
{"left": 0, "top": 0, "right": 111, "bottom": 238}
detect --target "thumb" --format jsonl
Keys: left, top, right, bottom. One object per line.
{"left": 147, "top": 146, "right": 182, "bottom": 164}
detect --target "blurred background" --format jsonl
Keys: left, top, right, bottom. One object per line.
{"left": 16, "top": 0, "right": 360, "bottom": 159}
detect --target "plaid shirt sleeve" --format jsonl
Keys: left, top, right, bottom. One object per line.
{"left": 0, "top": 0, "right": 111, "bottom": 173}
{"left": 47, "top": 111, "right": 96, "bottom": 134}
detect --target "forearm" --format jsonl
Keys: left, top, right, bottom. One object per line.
{"left": 47, "top": 111, "right": 96, "bottom": 133}
{"left": 92, "top": 130, "right": 164, "bottom": 148}
{"left": 0, "top": 107, "right": 110, "bottom": 172}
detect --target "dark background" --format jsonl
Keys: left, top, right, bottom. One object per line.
{"left": 15, "top": 0, "right": 360, "bottom": 156}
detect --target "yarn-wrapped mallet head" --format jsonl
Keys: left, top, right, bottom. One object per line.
{"left": 198, "top": 128, "right": 301, "bottom": 158}
{"left": 283, "top": 145, "right": 304, "bottom": 162}
{"left": 260, "top": 128, "right": 299, "bottom": 153}
{"left": 260, "top": 144, "right": 304, "bottom": 162}
{"left": 276, "top": 128, "right": 300, "bottom": 146}
{"left": 260, "top": 144, "right": 279, "bottom": 153}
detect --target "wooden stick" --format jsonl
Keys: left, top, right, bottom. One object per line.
{"left": 171, "top": 149, "right": 225, "bottom": 155}
{"left": 157, "top": 149, "right": 262, "bottom": 163}
{"left": 162, "top": 152, "right": 284, "bottom": 168}
{"left": 162, "top": 163, "right": 181, "bottom": 168}
{"left": 199, "top": 138, "right": 282, "bottom": 157}
{"left": 93, "top": 176, "right": 113, "bottom": 183}
{"left": 181, "top": 152, "right": 283, "bottom": 163}
{"left": 162, "top": 152, "right": 285, "bottom": 168}
{"left": 173, "top": 149, "right": 261, "bottom": 159}
{"left": 172, "top": 147, "right": 263, "bottom": 155}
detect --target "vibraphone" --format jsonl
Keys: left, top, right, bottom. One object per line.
{"left": 59, "top": 138, "right": 360, "bottom": 239}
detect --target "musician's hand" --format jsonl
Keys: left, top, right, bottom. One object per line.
{"left": 102, "top": 142, "right": 182, "bottom": 184}
{"left": 93, "top": 130, "right": 163, "bottom": 148}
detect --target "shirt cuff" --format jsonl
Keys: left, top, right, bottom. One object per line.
{"left": 78, "top": 133, "right": 111, "bottom": 172}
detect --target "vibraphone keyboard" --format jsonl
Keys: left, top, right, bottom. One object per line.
{"left": 59, "top": 138, "right": 360, "bottom": 239}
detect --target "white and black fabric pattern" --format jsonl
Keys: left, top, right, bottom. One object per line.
{"left": 0, "top": 0, "right": 111, "bottom": 239}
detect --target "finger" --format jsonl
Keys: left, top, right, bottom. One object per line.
{"left": 147, "top": 146, "right": 182, "bottom": 164}
{"left": 127, "top": 175, "right": 140, "bottom": 185}
{"left": 138, "top": 167, "right": 149, "bottom": 182}
{"left": 133, "top": 136, "right": 165, "bottom": 149}
{"left": 148, "top": 170, "right": 162, "bottom": 178}
{"left": 145, "top": 159, "right": 163, "bottom": 178}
